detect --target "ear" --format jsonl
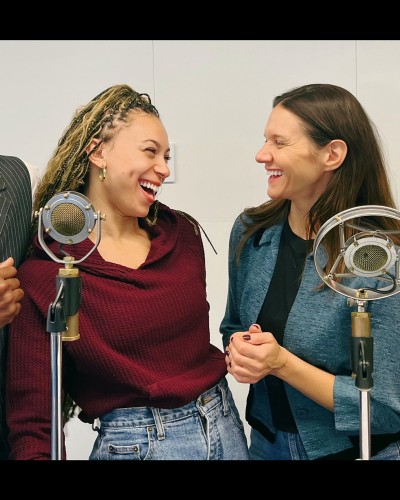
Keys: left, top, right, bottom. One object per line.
{"left": 86, "top": 139, "right": 103, "bottom": 168}
{"left": 324, "top": 139, "right": 347, "bottom": 172}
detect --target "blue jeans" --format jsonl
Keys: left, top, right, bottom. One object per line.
{"left": 89, "top": 377, "right": 249, "bottom": 460}
{"left": 249, "top": 428, "right": 308, "bottom": 460}
{"left": 249, "top": 428, "right": 400, "bottom": 460}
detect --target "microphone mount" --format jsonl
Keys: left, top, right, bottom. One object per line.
{"left": 313, "top": 205, "right": 400, "bottom": 300}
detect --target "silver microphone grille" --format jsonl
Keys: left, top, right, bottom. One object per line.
{"left": 38, "top": 191, "right": 104, "bottom": 264}
{"left": 41, "top": 191, "right": 97, "bottom": 245}
{"left": 352, "top": 244, "right": 389, "bottom": 272}
{"left": 313, "top": 205, "right": 400, "bottom": 299}
{"left": 344, "top": 234, "right": 397, "bottom": 278}
{"left": 51, "top": 203, "right": 86, "bottom": 236}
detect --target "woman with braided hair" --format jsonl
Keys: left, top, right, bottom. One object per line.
{"left": 6, "top": 84, "right": 249, "bottom": 460}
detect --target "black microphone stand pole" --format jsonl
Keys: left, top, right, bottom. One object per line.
{"left": 46, "top": 257, "right": 81, "bottom": 461}
{"left": 349, "top": 297, "right": 373, "bottom": 460}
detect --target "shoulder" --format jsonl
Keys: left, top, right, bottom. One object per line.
{"left": 173, "top": 209, "right": 202, "bottom": 234}
{"left": 0, "top": 154, "right": 29, "bottom": 172}
{"left": 159, "top": 203, "right": 217, "bottom": 254}
{"left": 229, "top": 212, "right": 249, "bottom": 240}
{"left": 158, "top": 202, "right": 201, "bottom": 234}
{"left": 21, "top": 160, "right": 40, "bottom": 197}
{"left": 0, "top": 155, "right": 40, "bottom": 196}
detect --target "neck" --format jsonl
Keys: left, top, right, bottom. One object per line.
{"left": 288, "top": 210, "right": 309, "bottom": 240}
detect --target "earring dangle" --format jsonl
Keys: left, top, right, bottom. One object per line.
{"left": 145, "top": 200, "right": 159, "bottom": 226}
{"left": 99, "top": 165, "right": 107, "bottom": 182}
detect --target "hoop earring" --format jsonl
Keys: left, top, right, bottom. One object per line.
{"left": 145, "top": 200, "right": 159, "bottom": 226}
{"left": 99, "top": 165, "right": 107, "bottom": 182}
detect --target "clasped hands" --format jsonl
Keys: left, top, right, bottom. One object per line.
{"left": 225, "top": 323, "right": 289, "bottom": 384}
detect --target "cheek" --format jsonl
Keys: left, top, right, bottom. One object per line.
{"left": 111, "top": 167, "right": 137, "bottom": 182}
{"left": 295, "top": 153, "right": 324, "bottom": 178}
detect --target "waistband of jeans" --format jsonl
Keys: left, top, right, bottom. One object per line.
{"left": 97, "top": 377, "right": 228, "bottom": 428}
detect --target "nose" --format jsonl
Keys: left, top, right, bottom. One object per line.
{"left": 155, "top": 159, "right": 170, "bottom": 180}
{"left": 255, "top": 143, "right": 272, "bottom": 164}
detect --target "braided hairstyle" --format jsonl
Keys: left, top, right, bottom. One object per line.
{"left": 29, "top": 84, "right": 160, "bottom": 256}
{"left": 31, "top": 85, "right": 160, "bottom": 420}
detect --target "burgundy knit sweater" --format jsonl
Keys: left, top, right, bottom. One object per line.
{"left": 6, "top": 202, "right": 226, "bottom": 460}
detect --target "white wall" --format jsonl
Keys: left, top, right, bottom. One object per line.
{"left": 1, "top": 40, "right": 400, "bottom": 459}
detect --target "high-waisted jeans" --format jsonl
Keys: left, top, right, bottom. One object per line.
{"left": 89, "top": 377, "right": 249, "bottom": 460}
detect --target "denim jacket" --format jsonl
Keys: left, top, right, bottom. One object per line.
{"left": 220, "top": 215, "right": 400, "bottom": 460}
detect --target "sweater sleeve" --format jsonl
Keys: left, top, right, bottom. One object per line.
{"left": 6, "top": 271, "right": 66, "bottom": 460}
{"left": 220, "top": 216, "right": 245, "bottom": 349}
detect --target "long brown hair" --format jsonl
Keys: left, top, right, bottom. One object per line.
{"left": 236, "top": 83, "right": 400, "bottom": 273}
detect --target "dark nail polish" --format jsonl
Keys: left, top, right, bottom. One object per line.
{"left": 243, "top": 334, "right": 251, "bottom": 341}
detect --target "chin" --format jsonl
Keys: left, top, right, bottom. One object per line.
{"left": 267, "top": 191, "right": 281, "bottom": 200}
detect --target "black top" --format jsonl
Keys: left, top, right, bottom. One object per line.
{"left": 256, "top": 219, "right": 308, "bottom": 433}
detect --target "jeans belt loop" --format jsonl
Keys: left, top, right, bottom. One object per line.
{"left": 92, "top": 418, "right": 101, "bottom": 432}
{"left": 218, "top": 380, "right": 229, "bottom": 416}
{"left": 151, "top": 407, "right": 166, "bottom": 440}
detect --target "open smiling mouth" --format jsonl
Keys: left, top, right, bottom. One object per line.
{"left": 139, "top": 180, "right": 160, "bottom": 198}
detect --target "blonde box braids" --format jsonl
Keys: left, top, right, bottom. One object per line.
{"left": 29, "top": 84, "right": 160, "bottom": 255}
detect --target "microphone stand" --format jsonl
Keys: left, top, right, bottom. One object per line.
{"left": 313, "top": 206, "right": 400, "bottom": 461}
{"left": 349, "top": 297, "right": 373, "bottom": 460}
{"left": 37, "top": 196, "right": 104, "bottom": 460}
{"left": 46, "top": 257, "right": 81, "bottom": 460}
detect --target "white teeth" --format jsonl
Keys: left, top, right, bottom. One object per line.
{"left": 267, "top": 170, "right": 282, "bottom": 176}
{"left": 140, "top": 181, "right": 159, "bottom": 194}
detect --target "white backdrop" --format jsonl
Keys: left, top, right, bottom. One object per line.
{"left": 1, "top": 40, "right": 399, "bottom": 459}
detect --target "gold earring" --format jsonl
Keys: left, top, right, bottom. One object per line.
{"left": 99, "top": 165, "right": 107, "bottom": 182}
{"left": 145, "top": 200, "right": 159, "bottom": 226}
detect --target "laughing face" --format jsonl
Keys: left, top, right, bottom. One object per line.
{"left": 93, "top": 111, "right": 171, "bottom": 219}
{"left": 255, "top": 104, "right": 336, "bottom": 209}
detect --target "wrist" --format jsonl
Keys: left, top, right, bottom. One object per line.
{"left": 271, "top": 346, "right": 290, "bottom": 378}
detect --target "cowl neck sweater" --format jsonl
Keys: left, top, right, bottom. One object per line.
{"left": 6, "top": 202, "right": 226, "bottom": 459}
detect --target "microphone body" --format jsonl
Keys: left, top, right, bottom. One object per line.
{"left": 37, "top": 191, "right": 105, "bottom": 339}
{"left": 59, "top": 267, "right": 81, "bottom": 341}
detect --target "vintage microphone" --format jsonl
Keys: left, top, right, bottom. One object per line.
{"left": 313, "top": 205, "right": 400, "bottom": 460}
{"left": 36, "top": 191, "right": 106, "bottom": 460}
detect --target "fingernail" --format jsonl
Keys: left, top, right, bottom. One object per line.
{"left": 242, "top": 334, "right": 251, "bottom": 341}
{"left": 229, "top": 362, "right": 232, "bottom": 368}
{"left": 250, "top": 323, "right": 261, "bottom": 330}
{"left": 225, "top": 350, "right": 230, "bottom": 356}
